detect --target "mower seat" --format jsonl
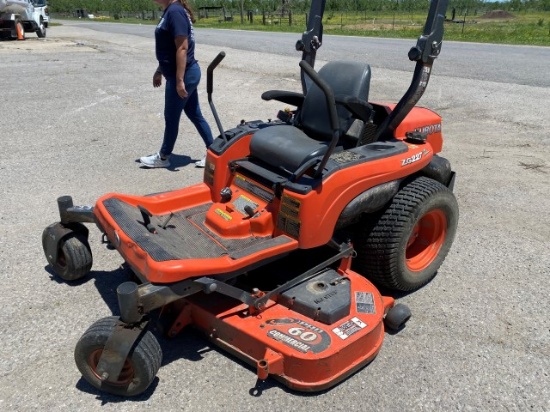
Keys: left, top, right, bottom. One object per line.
{"left": 250, "top": 60, "right": 372, "bottom": 173}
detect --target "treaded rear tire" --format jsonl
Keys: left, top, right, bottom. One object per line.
{"left": 353, "top": 176, "right": 459, "bottom": 292}
{"left": 74, "top": 316, "right": 162, "bottom": 397}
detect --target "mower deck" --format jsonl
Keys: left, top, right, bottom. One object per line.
{"left": 168, "top": 268, "right": 393, "bottom": 391}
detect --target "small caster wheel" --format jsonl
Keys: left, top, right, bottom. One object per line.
{"left": 384, "top": 303, "right": 411, "bottom": 332}
{"left": 74, "top": 316, "right": 162, "bottom": 396}
{"left": 42, "top": 223, "right": 92, "bottom": 281}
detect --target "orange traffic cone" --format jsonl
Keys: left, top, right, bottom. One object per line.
{"left": 16, "top": 21, "right": 25, "bottom": 40}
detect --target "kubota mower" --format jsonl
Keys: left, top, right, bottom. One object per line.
{"left": 42, "top": 0, "right": 458, "bottom": 396}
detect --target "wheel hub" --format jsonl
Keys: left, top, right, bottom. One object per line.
{"left": 406, "top": 209, "right": 447, "bottom": 272}
{"left": 89, "top": 349, "right": 134, "bottom": 386}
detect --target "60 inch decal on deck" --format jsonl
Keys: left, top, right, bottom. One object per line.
{"left": 266, "top": 318, "right": 331, "bottom": 354}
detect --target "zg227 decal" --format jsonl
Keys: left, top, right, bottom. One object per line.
{"left": 401, "top": 149, "right": 430, "bottom": 167}
{"left": 401, "top": 152, "right": 423, "bottom": 166}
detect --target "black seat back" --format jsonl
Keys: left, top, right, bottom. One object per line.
{"left": 298, "top": 60, "right": 371, "bottom": 141}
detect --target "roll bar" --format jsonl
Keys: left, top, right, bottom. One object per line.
{"left": 375, "top": 0, "right": 449, "bottom": 140}
{"left": 295, "top": 0, "right": 326, "bottom": 94}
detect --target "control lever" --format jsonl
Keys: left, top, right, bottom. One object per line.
{"left": 244, "top": 205, "right": 256, "bottom": 218}
{"left": 138, "top": 205, "right": 157, "bottom": 234}
{"left": 207, "top": 52, "right": 227, "bottom": 143}
{"left": 161, "top": 212, "right": 174, "bottom": 230}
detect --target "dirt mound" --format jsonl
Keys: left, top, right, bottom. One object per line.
{"left": 480, "top": 10, "right": 515, "bottom": 19}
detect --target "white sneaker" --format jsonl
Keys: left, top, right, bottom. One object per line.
{"left": 140, "top": 152, "right": 170, "bottom": 168}
{"left": 195, "top": 156, "right": 206, "bottom": 168}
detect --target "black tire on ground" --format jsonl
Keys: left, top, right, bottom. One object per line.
{"left": 384, "top": 303, "right": 411, "bottom": 331}
{"left": 74, "top": 316, "right": 162, "bottom": 397}
{"left": 353, "top": 176, "right": 459, "bottom": 292}
{"left": 49, "top": 233, "right": 93, "bottom": 281}
{"left": 37, "top": 19, "right": 46, "bottom": 38}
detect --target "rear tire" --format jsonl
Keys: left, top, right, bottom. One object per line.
{"left": 353, "top": 176, "right": 459, "bottom": 292}
{"left": 74, "top": 316, "right": 162, "bottom": 397}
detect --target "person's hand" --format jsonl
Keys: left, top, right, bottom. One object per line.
{"left": 176, "top": 79, "right": 188, "bottom": 99}
{"left": 153, "top": 71, "right": 162, "bottom": 88}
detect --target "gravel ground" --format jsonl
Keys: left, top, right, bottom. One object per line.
{"left": 0, "top": 25, "right": 548, "bottom": 411}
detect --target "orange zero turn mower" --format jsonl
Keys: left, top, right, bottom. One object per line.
{"left": 42, "top": 0, "right": 457, "bottom": 397}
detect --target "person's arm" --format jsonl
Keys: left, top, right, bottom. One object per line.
{"left": 174, "top": 35, "right": 189, "bottom": 98}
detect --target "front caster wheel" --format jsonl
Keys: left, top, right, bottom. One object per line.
{"left": 74, "top": 316, "right": 162, "bottom": 397}
{"left": 384, "top": 304, "right": 411, "bottom": 332}
{"left": 42, "top": 223, "right": 92, "bottom": 281}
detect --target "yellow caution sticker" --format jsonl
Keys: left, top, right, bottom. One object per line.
{"left": 215, "top": 208, "right": 232, "bottom": 221}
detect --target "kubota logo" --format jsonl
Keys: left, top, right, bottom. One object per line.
{"left": 414, "top": 123, "right": 441, "bottom": 135}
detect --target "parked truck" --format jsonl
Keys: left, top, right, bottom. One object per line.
{"left": 0, "top": 0, "right": 48, "bottom": 39}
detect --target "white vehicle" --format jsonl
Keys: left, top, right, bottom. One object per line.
{"left": 0, "top": 0, "right": 48, "bottom": 39}
{"left": 33, "top": 0, "right": 48, "bottom": 27}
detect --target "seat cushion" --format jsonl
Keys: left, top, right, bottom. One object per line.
{"left": 300, "top": 61, "right": 371, "bottom": 141}
{"left": 250, "top": 125, "right": 329, "bottom": 172}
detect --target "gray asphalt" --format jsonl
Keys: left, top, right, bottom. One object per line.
{"left": 70, "top": 21, "right": 550, "bottom": 87}
{"left": 0, "top": 22, "right": 548, "bottom": 411}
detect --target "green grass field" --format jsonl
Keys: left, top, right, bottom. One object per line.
{"left": 192, "top": 9, "right": 550, "bottom": 46}
{"left": 53, "top": 9, "right": 550, "bottom": 46}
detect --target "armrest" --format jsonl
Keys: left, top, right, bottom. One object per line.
{"left": 261, "top": 90, "right": 305, "bottom": 108}
{"left": 335, "top": 95, "right": 374, "bottom": 123}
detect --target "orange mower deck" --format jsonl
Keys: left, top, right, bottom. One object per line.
{"left": 173, "top": 269, "right": 394, "bottom": 391}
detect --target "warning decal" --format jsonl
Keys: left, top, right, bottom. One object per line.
{"left": 332, "top": 317, "right": 367, "bottom": 340}
{"left": 233, "top": 195, "right": 259, "bottom": 216}
{"left": 355, "top": 291, "right": 375, "bottom": 314}
{"left": 214, "top": 208, "right": 232, "bottom": 221}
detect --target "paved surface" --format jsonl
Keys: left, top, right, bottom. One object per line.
{"left": 69, "top": 21, "right": 550, "bottom": 87}
{"left": 0, "top": 24, "right": 548, "bottom": 411}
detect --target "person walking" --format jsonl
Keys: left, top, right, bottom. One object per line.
{"left": 140, "top": 0, "right": 213, "bottom": 168}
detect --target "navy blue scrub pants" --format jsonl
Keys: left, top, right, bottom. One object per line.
{"left": 160, "top": 62, "right": 213, "bottom": 158}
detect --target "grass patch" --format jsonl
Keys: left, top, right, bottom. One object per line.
{"left": 193, "top": 10, "right": 550, "bottom": 46}
{"left": 52, "top": 10, "right": 550, "bottom": 46}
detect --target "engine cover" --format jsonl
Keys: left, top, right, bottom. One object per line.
{"left": 279, "top": 269, "right": 351, "bottom": 325}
